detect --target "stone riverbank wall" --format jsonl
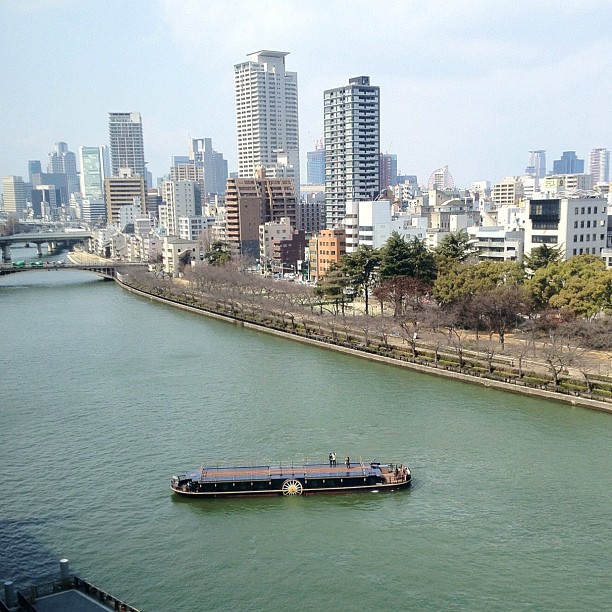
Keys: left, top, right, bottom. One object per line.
{"left": 115, "top": 275, "right": 612, "bottom": 415}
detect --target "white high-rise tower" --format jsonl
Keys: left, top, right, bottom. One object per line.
{"left": 589, "top": 148, "right": 610, "bottom": 184}
{"left": 234, "top": 51, "right": 300, "bottom": 183}
{"left": 108, "top": 112, "right": 146, "bottom": 181}
{"left": 324, "top": 76, "right": 380, "bottom": 229}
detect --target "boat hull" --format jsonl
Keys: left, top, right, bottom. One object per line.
{"left": 171, "top": 462, "right": 411, "bottom": 498}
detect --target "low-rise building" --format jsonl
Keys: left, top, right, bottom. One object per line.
{"left": 542, "top": 174, "right": 594, "bottom": 194}
{"left": 492, "top": 176, "right": 524, "bottom": 207}
{"left": 309, "top": 228, "right": 346, "bottom": 281}
{"left": 162, "top": 236, "right": 198, "bottom": 277}
{"left": 178, "top": 215, "right": 214, "bottom": 241}
{"left": 524, "top": 195, "right": 607, "bottom": 259}
{"left": 467, "top": 226, "right": 524, "bottom": 262}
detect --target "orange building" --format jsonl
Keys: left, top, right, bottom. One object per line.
{"left": 309, "top": 228, "right": 346, "bottom": 280}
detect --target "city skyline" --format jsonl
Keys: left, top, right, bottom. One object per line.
{"left": 1, "top": 1, "right": 611, "bottom": 187}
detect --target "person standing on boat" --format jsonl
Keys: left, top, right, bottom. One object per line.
{"left": 345, "top": 456, "right": 350, "bottom": 468}
{"left": 329, "top": 453, "right": 333, "bottom": 467}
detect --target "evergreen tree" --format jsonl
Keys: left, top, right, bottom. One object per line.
{"left": 527, "top": 255, "right": 612, "bottom": 318}
{"left": 524, "top": 244, "right": 563, "bottom": 273}
{"left": 313, "top": 265, "right": 351, "bottom": 315}
{"left": 341, "top": 245, "right": 381, "bottom": 315}
{"left": 378, "top": 233, "right": 437, "bottom": 284}
{"left": 206, "top": 241, "right": 231, "bottom": 266}
{"left": 433, "top": 260, "right": 525, "bottom": 305}
{"left": 434, "top": 230, "right": 478, "bottom": 272}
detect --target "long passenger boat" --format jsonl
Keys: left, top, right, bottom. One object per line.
{"left": 171, "top": 459, "right": 411, "bottom": 497}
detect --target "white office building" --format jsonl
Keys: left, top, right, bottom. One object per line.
{"left": 467, "top": 226, "right": 524, "bottom": 262}
{"left": 524, "top": 195, "right": 608, "bottom": 259}
{"left": 178, "top": 215, "right": 214, "bottom": 242}
{"left": 344, "top": 199, "right": 425, "bottom": 253}
{"left": 324, "top": 76, "right": 380, "bottom": 229}
{"left": 589, "top": 148, "right": 610, "bottom": 184}
{"left": 159, "top": 180, "right": 197, "bottom": 236}
{"left": 234, "top": 51, "right": 300, "bottom": 183}
{"left": 2, "top": 176, "right": 27, "bottom": 216}
{"left": 81, "top": 198, "right": 106, "bottom": 224}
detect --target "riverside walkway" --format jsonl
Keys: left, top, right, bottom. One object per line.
{"left": 113, "top": 273, "right": 612, "bottom": 415}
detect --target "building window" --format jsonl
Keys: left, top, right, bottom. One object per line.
{"left": 573, "top": 249, "right": 577, "bottom": 255}
{"left": 594, "top": 206, "right": 598, "bottom": 213}
{"left": 532, "top": 221, "right": 559, "bottom": 230}
{"left": 580, "top": 235, "right": 584, "bottom": 242}
{"left": 573, "top": 235, "right": 578, "bottom": 242}
{"left": 581, "top": 207, "right": 585, "bottom": 214}
{"left": 580, "top": 221, "right": 584, "bottom": 228}
{"left": 532, "top": 235, "right": 558, "bottom": 244}
{"left": 574, "top": 221, "right": 578, "bottom": 229}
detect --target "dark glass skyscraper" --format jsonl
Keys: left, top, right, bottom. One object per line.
{"left": 552, "top": 151, "right": 584, "bottom": 174}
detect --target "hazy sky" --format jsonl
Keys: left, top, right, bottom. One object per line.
{"left": 1, "top": 0, "right": 611, "bottom": 188}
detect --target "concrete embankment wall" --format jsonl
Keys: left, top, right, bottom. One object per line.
{"left": 115, "top": 276, "right": 612, "bottom": 415}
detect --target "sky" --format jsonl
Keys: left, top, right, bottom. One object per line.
{"left": 1, "top": 0, "right": 611, "bottom": 189}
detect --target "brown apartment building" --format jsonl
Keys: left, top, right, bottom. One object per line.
{"left": 104, "top": 173, "right": 146, "bottom": 225}
{"left": 225, "top": 168, "right": 297, "bottom": 259}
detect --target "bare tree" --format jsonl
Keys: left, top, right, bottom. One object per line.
{"left": 352, "top": 314, "right": 375, "bottom": 348}
{"left": 480, "top": 286, "right": 532, "bottom": 349}
{"left": 376, "top": 318, "right": 397, "bottom": 353}
{"left": 541, "top": 332, "right": 576, "bottom": 387}
{"left": 398, "top": 317, "right": 420, "bottom": 362}
{"left": 480, "top": 339, "right": 498, "bottom": 374}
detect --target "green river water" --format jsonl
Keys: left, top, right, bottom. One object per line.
{"left": 1, "top": 267, "right": 611, "bottom": 611}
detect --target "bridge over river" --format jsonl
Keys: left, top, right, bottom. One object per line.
{"left": 0, "top": 261, "right": 146, "bottom": 280}
{"left": 0, "top": 230, "right": 92, "bottom": 261}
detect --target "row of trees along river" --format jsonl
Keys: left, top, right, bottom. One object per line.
{"left": 123, "top": 232, "right": 612, "bottom": 405}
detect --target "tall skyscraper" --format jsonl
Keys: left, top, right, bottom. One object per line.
{"left": 28, "top": 160, "right": 41, "bottom": 183}
{"left": 307, "top": 143, "right": 325, "bottom": 184}
{"left": 189, "top": 138, "right": 228, "bottom": 196}
{"left": 48, "top": 142, "right": 78, "bottom": 195}
{"left": 1, "top": 176, "right": 27, "bottom": 215}
{"left": 108, "top": 112, "right": 146, "bottom": 181}
{"left": 552, "top": 151, "right": 584, "bottom": 175}
{"left": 234, "top": 50, "right": 300, "bottom": 183}
{"left": 525, "top": 150, "right": 546, "bottom": 178}
{"left": 589, "top": 148, "right": 610, "bottom": 183}
{"left": 79, "top": 146, "right": 107, "bottom": 200}
{"left": 324, "top": 76, "right": 380, "bottom": 229}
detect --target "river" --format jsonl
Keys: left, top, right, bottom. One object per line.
{"left": 1, "top": 266, "right": 611, "bottom": 611}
